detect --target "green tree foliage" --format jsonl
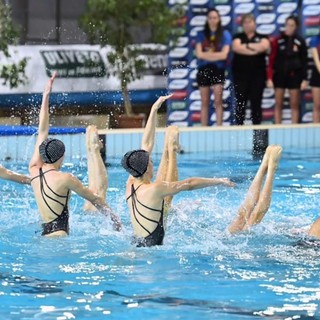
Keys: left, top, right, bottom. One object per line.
{"left": 0, "top": 2, "right": 28, "bottom": 88}
{"left": 81, "top": 0, "right": 185, "bottom": 115}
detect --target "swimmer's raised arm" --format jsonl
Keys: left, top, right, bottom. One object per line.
{"left": 0, "top": 165, "right": 30, "bottom": 184}
{"left": 29, "top": 72, "right": 57, "bottom": 171}
{"left": 141, "top": 94, "right": 173, "bottom": 153}
{"left": 65, "top": 173, "right": 122, "bottom": 231}
{"left": 155, "top": 177, "right": 235, "bottom": 198}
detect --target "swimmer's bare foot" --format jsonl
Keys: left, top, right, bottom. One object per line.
{"left": 268, "top": 145, "right": 282, "bottom": 169}
{"left": 86, "top": 125, "right": 103, "bottom": 152}
{"left": 166, "top": 126, "right": 181, "bottom": 153}
{"left": 260, "top": 145, "right": 273, "bottom": 170}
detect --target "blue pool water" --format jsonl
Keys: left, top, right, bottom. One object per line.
{"left": 0, "top": 148, "right": 319, "bottom": 319}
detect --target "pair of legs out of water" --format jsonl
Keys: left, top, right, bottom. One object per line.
{"left": 83, "top": 125, "right": 285, "bottom": 234}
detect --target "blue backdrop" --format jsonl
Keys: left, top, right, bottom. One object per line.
{"left": 167, "top": 0, "right": 320, "bottom": 126}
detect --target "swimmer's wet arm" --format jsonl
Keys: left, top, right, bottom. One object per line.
{"left": 29, "top": 72, "right": 57, "bottom": 169}
{"left": 92, "top": 200, "right": 122, "bottom": 232}
{"left": 66, "top": 174, "right": 122, "bottom": 231}
{"left": 38, "top": 71, "right": 57, "bottom": 138}
{"left": 141, "top": 94, "right": 173, "bottom": 152}
{"left": 158, "top": 177, "right": 235, "bottom": 196}
{"left": 0, "top": 166, "right": 31, "bottom": 184}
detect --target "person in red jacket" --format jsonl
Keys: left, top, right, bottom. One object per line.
{"left": 267, "top": 15, "right": 308, "bottom": 124}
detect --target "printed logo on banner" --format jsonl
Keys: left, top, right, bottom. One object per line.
{"left": 210, "top": 111, "right": 231, "bottom": 122}
{"left": 170, "top": 37, "right": 189, "bottom": 47}
{"left": 40, "top": 50, "right": 106, "bottom": 77}
{"left": 222, "top": 90, "right": 231, "bottom": 101}
{"left": 262, "top": 109, "right": 274, "bottom": 120}
{"left": 304, "top": 16, "right": 320, "bottom": 27}
{"left": 171, "top": 90, "right": 188, "bottom": 100}
{"left": 168, "top": 111, "right": 189, "bottom": 122}
{"left": 169, "top": 68, "right": 189, "bottom": 79}
{"left": 190, "top": 59, "right": 198, "bottom": 68}
{"left": 169, "top": 79, "right": 189, "bottom": 90}
{"left": 138, "top": 49, "right": 168, "bottom": 76}
{"left": 304, "top": 28, "right": 320, "bottom": 36}
{"left": 277, "top": 2, "right": 298, "bottom": 13}
{"left": 190, "top": 15, "right": 207, "bottom": 27}
{"left": 169, "top": 48, "right": 189, "bottom": 59}
{"left": 221, "top": 16, "right": 232, "bottom": 26}
{"left": 191, "top": 7, "right": 208, "bottom": 14}
{"left": 214, "top": 0, "right": 230, "bottom": 4}
{"left": 190, "top": 90, "right": 201, "bottom": 100}
{"left": 302, "top": 112, "right": 313, "bottom": 123}
{"left": 168, "top": 0, "right": 188, "bottom": 4}
{"left": 170, "top": 60, "right": 188, "bottom": 67}
{"left": 263, "top": 88, "right": 275, "bottom": 98}
{"left": 256, "top": 24, "right": 277, "bottom": 35}
{"left": 261, "top": 98, "right": 275, "bottom": 109}
{"left": 303, "top": 0, "right": 319, "bottom": 5}
{"left": 168, "top": 121, "right": 189, "bottom": 127}
{"left": 191, "top": 80, "right": 199, "bottom": 89}
{"left": 282, "top": 109, "right": 291, "bottom": 120}
{"left": 189, "top": 69, "right": 198, "bottom": 80}
{"left": 190, "top": 27, "right": 204, "bottom": 37}
{"left": 190, "top": 0, "right": 209, "bottom": 5}
{"left": 224, "top": 79, "right": 231, "bottom": 89}
{"left": 257, "top": 5, "right": 274, "bottom": 12}
{"left": 169, "top": 101, "right": 188, "bottom": 110}
{"left": 303, "top": 5, "right": 320, "bottom": 16}
{"left": 303, "top": 92, "right": 313, "bottom": 101}
{"left": 277, "top": 13, "right": 291, "bottom": 25}
{"left": 303, "top": 102, "right": 314, "bottom": 111}
{"left": 234, "top": 3, "right": 255, "bottom": 14}
{"left": 190, "top": 112, "right": 201, "bottom": 123}
{"left": 215, "top": 5, "right": 232, "bottom": 15}
{"left": 256, "top": 13, "right": 276, "bottom": 24}
{"left": 234, "top": 15, "right": 243, "bottom": 26}
{"left": 189, "top": 100, "right": 201, "bottom": 111}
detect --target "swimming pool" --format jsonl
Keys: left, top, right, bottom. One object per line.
{"left": 0, "top": 148, "right": 319, "bottom": 319}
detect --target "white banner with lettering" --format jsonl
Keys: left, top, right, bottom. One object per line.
{"left": 0, "top": 44, "right": 168, "bottom": 94}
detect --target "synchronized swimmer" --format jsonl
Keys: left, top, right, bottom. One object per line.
{"left": 0, "top": 74, "right": 319, "bottom": 244}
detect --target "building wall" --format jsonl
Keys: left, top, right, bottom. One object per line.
{"left": 8, "top": 0, "right": 152, "bottom": 45}
{"left": 9, "top": 0, "right": 88, "bottom": 44}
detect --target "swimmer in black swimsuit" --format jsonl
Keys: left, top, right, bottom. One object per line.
{"left": 127, "top": 182, "right": 165, "bottom": 247}
{"left": 29, "top": 72, "right": 121, "bottom": 237}
{"left": 30, "top": 167, "right": 70, "bottom": 236}
{"left": 122, "top": 95, "right": 235, "bottom": 247}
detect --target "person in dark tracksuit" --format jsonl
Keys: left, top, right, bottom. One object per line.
{"left": 267, "top": 15, "right": 308, "bottom": 124}
{"left": 232, "top": 14, "right": 270, "bottom": 125}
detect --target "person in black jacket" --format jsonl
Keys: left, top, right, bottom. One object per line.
{"left": 267, "top": 15, "right": 308, "bottom": 124}
{"left": 232, "top": 14, "right": 270, "bottom": 125}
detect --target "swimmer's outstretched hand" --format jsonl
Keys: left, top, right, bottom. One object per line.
{"left": 152, "top": 94, "right": 173, "bottom": 110}
{"left": 217, "top": 178, "right": 236, "bottom": 187}
{"left": 44, "top": 71, "right": 57, "bottom": 95}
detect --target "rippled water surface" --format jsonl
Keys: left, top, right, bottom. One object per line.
{"left": 0, "top": 148, "right": 319, "bottom": 319}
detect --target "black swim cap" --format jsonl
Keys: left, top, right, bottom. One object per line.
{"left": 121, "top": 149, "right": 149, "bottom": 178}
{"left": 39, "top": 138, "right": 65, "bottom": 164}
